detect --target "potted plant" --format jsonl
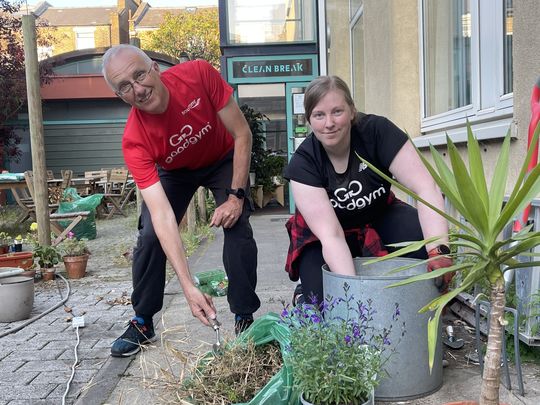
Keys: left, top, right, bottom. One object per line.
{"left": 59, "top": 232, "right": 90, "bottom": 279}
{"left": 33, "top": 243, "right": 62, "bottom": 281}
{"left": 241, "top": 104, "right": 287, "bottom": 201}
{"left": 0, "top": 229, "right": 34, "bottom": 274}
{"left": 12, "top": 234, "right": 23, "bottom": 252}
{"left": 280, "top": 284, "right": 404, "bottom": 405}
{"left": 241, "top": 103, "right": 268, "bottom": 188}
{"left": 0, "top": 231, "right": 11, "bottom": 254}
{"left": 360, "top": 123, "right": 540, "bottom": 404}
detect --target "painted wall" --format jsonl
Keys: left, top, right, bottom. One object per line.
{"left": 363, "top": 0, "right": 420, "bottom": 136}
{"left": 511, "top": 0, "right": 540, "bottom": 185}
{"left": 42, "top": 26, "right": 113, "bottom": 56}
{"left": 325, "top": 2, "right": 350, "bottom": 88}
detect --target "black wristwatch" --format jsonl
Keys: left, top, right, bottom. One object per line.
{"left": 226, "top": 188, "right": 246, "bottom": 199}
{"left": 433, "top": 245, "right": 451, "bottom": 255}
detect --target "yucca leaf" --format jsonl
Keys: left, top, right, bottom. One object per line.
{"left": 498, "top": 236, "right": 540, "bottom": 262}
{"left": 426, "top": 286, "right": 468, "bottom": 370}
{"left": 488, "top": 130, "right": 511, "bottom": 225}
{"left": 426, "top": 144, "right": 475, "bottom": 217}
{"left": 419, "top": 264, "right": 483, "bottom": 315}
{"left": 427, "top": 144, "right": 463, "bottom": 207}
{"left": 509, "top": 224, "right": 536, "bottom": 239}
{"left": 365, "top": 254, "right": 432, "bottom": 275}
{"left": 356, "top": 153, "right": 475, "bottom": 234}
{"left": 451, "top": 233, "right": 485, "bottom": 249}
{"left": 495, "top": 163, "right": 540, "bottom": 232}
{"left": 514, "top": 251, "right": 540, "bottom": 257}
{"left": 466, "top": 124, "right": 490, "bottom": 217}
{"left": 386, "top": 263, "right": 470, "bottom": 288}
{"left": 446, "top": 136, "right": 489, "bottom": 235}
{"left": 363, "top": 237, "right": 440, "bottom": 265}
{"left": 504, "top": 260, "right": 540, "bottom": 270}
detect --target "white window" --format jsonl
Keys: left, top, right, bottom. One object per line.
{"left": 350, "top": 4, "right": 365, "bottom": 112}
{"left": 74, "top": 27, "right": 96, "bottom": 50}
{"left": 420, "top": 0, "right": 513, "bottom": 136}
{"left": 226, "top": 0, "right": 316, "bottom": 45}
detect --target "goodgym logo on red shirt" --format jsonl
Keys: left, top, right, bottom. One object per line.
{"left": 165, "top": 122, "right": 212, "bottom": 164}
{"left": 182, "top": 98, "right": 201, "bottom": 115}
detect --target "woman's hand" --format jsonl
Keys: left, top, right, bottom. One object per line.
{"left": 427, "top": 245, "right": 454, "bottom": 293}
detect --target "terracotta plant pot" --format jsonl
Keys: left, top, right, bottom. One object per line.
{"left": 0, "top": 251, "right": 34, "bottom": 269}
{"left": 41, "top": 267, "right": 56, "bottom": 281}
{"left": 63, "top": 254, "right": 89, "bottom": 279}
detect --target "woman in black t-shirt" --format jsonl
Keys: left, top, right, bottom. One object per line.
{"left": 284, "top": 76, "right": 452, "bottom": 305}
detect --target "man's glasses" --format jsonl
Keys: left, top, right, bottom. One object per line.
{"left": 116, "top": 65, "right": 153, "bottom": 97}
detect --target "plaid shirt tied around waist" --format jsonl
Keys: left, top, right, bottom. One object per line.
{"left": 284, "top": 193, "right": 397, "bottom": 281}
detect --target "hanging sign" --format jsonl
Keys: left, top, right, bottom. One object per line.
{"left": 232, "top": 58, "right": 313, "bottom": 79}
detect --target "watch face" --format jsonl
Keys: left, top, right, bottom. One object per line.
{"left": 227, "top": 188, "right": 245, "bottom": 198}
{"left": 438, "top": 245, "right": 451, "bottom": 255}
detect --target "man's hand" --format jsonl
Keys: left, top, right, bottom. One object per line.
{"left": 210, "top": 197, "right": 243, "bottom": 228}
{"left": 427, "top": 245, "right": 454, "bottom": 293}
{"left": 184, "top": 284, "right": 217, "bottom": 326}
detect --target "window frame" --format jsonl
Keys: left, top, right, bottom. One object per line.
{"left": 224, "top": 0, "right": 318, "bottom": 46}
{"left": 73, "top": 26, "right": 96, "bottom": 51}
{"left": 418, "top": 0, "right": 513, "bottom": 142}
{"left": 349, "top": 4, "right": 365, "bottom": 111}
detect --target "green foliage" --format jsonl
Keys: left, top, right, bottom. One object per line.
{"left": 181, "top": 224, "right": 214, "bottom": 258}
{"left": 240, "top": 104, "right": 286, "bottom": 192}
{"left": 0, "top": 231, "right": 10, "bottom": 245}
{"left": 59, "top": 233, "right": 89, "bottom": 257}
{"left": 139, "top": 8, "right": 220, "bottom": 68}
{"left": 0, "top": 0, "right": 54, "bottom": 165}
{"left": 361, "top": 121, "right": 540, "bottom": 396}
{"left": 280, "top": 283, "right": 404, "bottom": 404}
{"left": 33, "top": 243, "right": 61, "bottom": 268}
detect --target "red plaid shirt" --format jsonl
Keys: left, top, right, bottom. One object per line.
{"left": 284, "top": 196, "right": 396, "bottom": 281}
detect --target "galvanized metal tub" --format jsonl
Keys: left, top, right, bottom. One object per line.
{"left": 322, "top": 257, "right": 443, "bottom": 401}
{"left": 0, "top": 275, "right": 34, "bottom": 322}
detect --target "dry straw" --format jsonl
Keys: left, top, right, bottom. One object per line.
{"left": 135, "top": 318, "right": 283, "bottom": 404}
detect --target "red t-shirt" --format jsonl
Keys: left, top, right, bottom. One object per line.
{"left": 122, "top": 59, "right": 234, "bottom": 189}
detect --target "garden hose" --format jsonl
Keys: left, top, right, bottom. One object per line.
{"left": 0, "top": 273, "right": 71, "bottom": 338}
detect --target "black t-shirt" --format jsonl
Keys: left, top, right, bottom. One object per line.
{"left": 284, "top": 114, "right": 408, "bottom": 228}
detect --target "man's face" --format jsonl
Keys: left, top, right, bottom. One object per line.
{"left": 105, "top": 50, "right": 168, "bottom": 114}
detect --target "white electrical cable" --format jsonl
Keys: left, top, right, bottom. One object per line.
{"left": 1, "top": 273, "right": 83, "bottom": 403}
{"left": 0, "top": 274, "right": 71, "bottom": 338}
{"left": 62, "top": 325, "right": 81, "bottom": 405}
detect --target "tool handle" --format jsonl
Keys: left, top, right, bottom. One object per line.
{"left": 446, "top": 325, "right": 454, "bottom": 337}
{"left": 209, "top": 317, "right": 221, "bottom": 330}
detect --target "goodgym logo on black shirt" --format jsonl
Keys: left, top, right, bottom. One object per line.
{"left": 330, "top": 180, "right": 385, "bottom": 211}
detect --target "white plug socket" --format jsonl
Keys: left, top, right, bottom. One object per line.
{"left": 72, "top": 316, "right": 85, "bottom": 328}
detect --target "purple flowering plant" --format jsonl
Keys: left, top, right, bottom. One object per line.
{"left": 59, "top": 232, "right": 90, "bottom": 257}
{"left": 280, "top": 282, "right": 405, "bottom": 404}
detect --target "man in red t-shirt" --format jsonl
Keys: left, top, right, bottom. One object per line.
{"left": 102, "top": 44, "right": 259, "bottom": 357}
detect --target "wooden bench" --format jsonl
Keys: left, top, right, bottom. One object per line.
{"left": 50, "top": 211, "right": 91, "bottom": 246}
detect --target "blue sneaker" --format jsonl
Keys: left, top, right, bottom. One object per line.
{"left": 111, "top": 317, "right": 156, "bottom": 357}
{"left": 292, "top": 284, "right": 305, "bottom": 306}
{"left": 234, "top": 314, "right": 254, "bottom": 336}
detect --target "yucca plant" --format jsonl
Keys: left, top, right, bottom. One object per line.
{"left": 360, "top": 122, "right": 540, "bottom": 405}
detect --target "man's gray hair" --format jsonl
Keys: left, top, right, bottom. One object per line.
{"left": 101, "top": 44, "right": 152, "bottom": 88}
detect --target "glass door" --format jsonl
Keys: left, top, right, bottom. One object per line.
{"left": 286, "top": 81, "right": 311, "bottom": 213}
